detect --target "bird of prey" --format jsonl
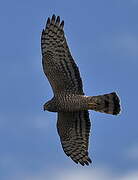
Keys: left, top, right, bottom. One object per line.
{"left": 41, "top": 14, "right": 121, "bottom": 166}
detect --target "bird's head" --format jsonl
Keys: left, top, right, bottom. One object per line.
{"left": 43, "top": 100, "right": 57, "bottom": 112}
{"left": 43, "top": 101, "right": 51, "bottom": 111}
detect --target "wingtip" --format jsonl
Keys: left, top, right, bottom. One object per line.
{"left": 73, "top": 159, "right": 79, "bottom": 164}
{"left": 56, "top": 16, "right": 60, "bottom": 25}
{"left": 79, "top": 162, "right": 85, "bottom": 166}
{"left": 46, "top": 17, "right": 50, "bottom": 28}
{"left": 84, "top": 161, "right": 89, "bottom": 166}
{"left": 72, "top": 155, "right": 92, "bottom": 166}
{"left": 51, "top": 14, "right": 56, "bottom": 23}
{"left": 45, "top": 15, "right": 64, "bottom": 30}
{"left": 87, "top": 157, "right": 92, "bottom": 163}
{"left": 60, "top": 20, "right": 64, "bottom": 29}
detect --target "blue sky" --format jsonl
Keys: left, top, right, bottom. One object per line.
{"left": 0, "top": 0, "right": 138, "bottom": 179}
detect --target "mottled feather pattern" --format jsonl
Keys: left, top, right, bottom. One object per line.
{"left": 41, "top": 14, "right": 83, "bottom": 94}
{"left": 57, "top": 111, "right": 92, "bottom": 166}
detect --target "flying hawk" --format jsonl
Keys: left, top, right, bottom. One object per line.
{"left": 41, "top": 14, "right": 121, "bottom": 166}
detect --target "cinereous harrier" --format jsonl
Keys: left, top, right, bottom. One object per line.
{"left": 41, "top": 14, "right": 121, "bottom": 166}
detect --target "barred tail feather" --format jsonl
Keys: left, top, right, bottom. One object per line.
{"left": 88, "top": 92, "right": 121, "bottom": 115}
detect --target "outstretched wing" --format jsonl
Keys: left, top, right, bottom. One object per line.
{"left": 57, "top": 110, "right": 92, "bottom": 166}
{"left": 41, "top": 15, "right": 84, "bottom": 95}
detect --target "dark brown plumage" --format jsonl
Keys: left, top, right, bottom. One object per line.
{"left": 41, "top": 14, "right": 121, "bottom": 166}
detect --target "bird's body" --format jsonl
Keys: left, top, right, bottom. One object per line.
{"left": 41, "top": 15, "right": 121, "bottom": 166}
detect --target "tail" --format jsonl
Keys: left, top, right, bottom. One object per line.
{"left": 88, "top": 92, "right": 121, "bottom": 115}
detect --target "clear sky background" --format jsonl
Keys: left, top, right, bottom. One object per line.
{"left": 0, "top": 0, "right": 138, "bottom": 179}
